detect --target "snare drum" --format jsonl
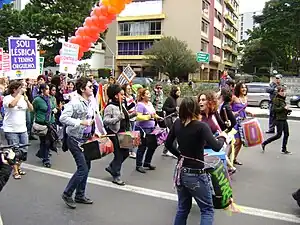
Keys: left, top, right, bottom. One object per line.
{"left": 205, "top": 155, "right": 233, "bottom": 209}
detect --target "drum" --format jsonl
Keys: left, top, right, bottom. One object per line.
{"left": 205, "top": 155, "right": 233, "bottom": 209}
{"left": 240, "top": 118, "right": 264, "bottom": 147}
{"left": 117, "top": 131, "right": 141, "bottom": 149}
{"left": 151, "top": 127, "right": 168, "bottom": 146}
{"left": 81, "top": 136, "right": 114, "bottom": 161}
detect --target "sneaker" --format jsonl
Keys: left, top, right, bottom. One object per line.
{"left": 136, "top": 166, "right": 146, "bottom": 173}
{"left": 74, "top": 196, "right": 93, "bottom": 204}
{"left": 112, "top": 177, "right": 126, "bottom": 186}
{"left": 62, "top": 193, "right": 76, "bottom": 209}
{"left": 143, "top": 164, "right": 156, "bottom": 170}
{"left": 129, "top": 152, "right": 136, "bottom": 159}
{"left": 162, "top": 151, "right": 177, "bottom": 158}
{"left": 265, "top": 130, "right": 275, "bottom": 134}
{"left": 292, "top": 192, "right": 300, "bottom": 207}
{"left": 281, "top": 150, "right": 292, "bottom": 155}
{"left": 261, "top": 143, "right": 266, "bottom": 153}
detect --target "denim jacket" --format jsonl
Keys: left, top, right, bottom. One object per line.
{"left": 59, "top": 93, "right": 94, "bottom": 139}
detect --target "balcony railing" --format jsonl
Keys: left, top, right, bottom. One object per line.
{"left": 224, "top": 29, "right": 237, "bottom": 42}
{"left": 225, "top": 14, "right": 237, "bottom": 28}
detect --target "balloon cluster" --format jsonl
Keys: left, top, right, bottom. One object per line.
{"left": 54, "top": 0, "right": 132, "bottom": 64}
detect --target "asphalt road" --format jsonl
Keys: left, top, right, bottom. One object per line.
{"left": 1, "top": 118, "right": 300, "bottom": 225}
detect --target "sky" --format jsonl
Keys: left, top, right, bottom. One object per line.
{"left": 239, "top": 0, "right": 267, "bottom": 13}
{"left": 20, "top": 0, "right": 268, "bottom": 14}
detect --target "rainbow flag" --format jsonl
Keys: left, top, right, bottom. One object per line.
{"left": 96, "top": 83, "right": 106, "bottom": 115}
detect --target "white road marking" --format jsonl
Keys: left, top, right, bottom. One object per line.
{"left": 22, "top": 163, "right": 300, "bottom": 224}
{"left": 0, "top": 214, "right": 3, "bottom": 225}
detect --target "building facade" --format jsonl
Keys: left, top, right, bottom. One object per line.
{"left": 239, "top": 11, "right": 262, "bottom": 41}
{"left": 105, "top": 0, "right": 239, "bottom": 80}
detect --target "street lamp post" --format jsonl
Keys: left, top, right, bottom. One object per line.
{"left": 99, "top": 37, "right": 115, "bottom": 77}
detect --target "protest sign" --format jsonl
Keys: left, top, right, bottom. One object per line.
{"left": 8, "top": 37, "right": 39, "bottom": 79}
{"left": 59, "top": 42, "right": 79, "bottom": 75}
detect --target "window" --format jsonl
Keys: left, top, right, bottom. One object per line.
{"left": 247, "top": 85, "right": 267, "bottom": 93}
{"left": 118, "top": 20, "right": 162, "bottom": 36}
{"left": 201, "top": 21, "right": 208, "bottom": 33}
{"left": 214, "top": 28, "right": 221, "bottom": 39}
{"left": 118, "top": 40, "right": 155, "bottom": 55}
{"left": 201, "top": 41, "right": 208, "bottom": 52}
{"left": 214, "top": 46, "right": 221, "bottom": 56}
{"left": 202, "top": 0, "right": 209, "bottom": 12}
{"left": 215, "top": 9, "right": 222, "bottom": 22}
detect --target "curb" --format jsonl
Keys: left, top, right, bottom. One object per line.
{"left": 254, "top": 114, "right": 300, "bottom": 121}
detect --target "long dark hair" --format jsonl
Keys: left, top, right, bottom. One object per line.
{"left": 234, "top": 82, "right": 248, "bottom": 97}
{"left": 179, "top": 97, "right": 201, "bottom": 123}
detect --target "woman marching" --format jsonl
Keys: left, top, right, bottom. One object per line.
{"left": 261, "top": 86, "right": 291, "bottom": 154}
{"left": 103, "top": 84, "right": 136, "bottom": 185}
{"left": 135, "top": 88, "right": 163, "bottom": 173}
{"left": 165, "top": 97, "right": 227, "bottom": 225}
{"left": 227, "top": 82, "right": 253, "bottom": 166}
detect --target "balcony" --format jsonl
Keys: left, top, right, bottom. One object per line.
{"left": 202, "top": 9, "right": 209, "bottom": 21}
{"left": 117, "top": 14, "right": 166, "bottom": 22}
{"left": 224, "top": 0, "right": 235, "bottom": 13}
{"left": 223, "top": 59, "right": 237, "bottom": 68}
{"left": 116, "top": 55, "right": 147, "bottom": 60}
{"left": 116, "top": 35, "right": 163, "bottom": 41}
{"left": 224, "top": 14, "right": 238, "bottom": 29}
{"left": 224, "top": 29, "right": 237, "bottom": 42}
{"left": 212, "top": 55, "right": 221, "bottom": 63}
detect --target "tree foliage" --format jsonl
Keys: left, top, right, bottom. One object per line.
{"left": 241, "top": 0, "right": 300, "bottom": 74}
{"left": 144, "top": 37, "right": 198, "bottom": 79}
{"left": 0, "top": 4, "right": 23, "bottom": 51}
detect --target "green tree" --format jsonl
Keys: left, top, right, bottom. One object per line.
{"left": 249, "top": 0, "right": 300, "bottom": 73}
{"left": 144, "top": 37, "right": 198, "bottom": 79}
{"left": 20, "top": 0, "right": 106, "bottom": 67}
{"left": 0, "top": 4, "right": 24, "bottom": 50}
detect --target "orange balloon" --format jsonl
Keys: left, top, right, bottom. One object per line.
{"left": 82, "top": 36, "right": 93, "bottom": 43}
{"left": 100, "top": 5, "right": 109, "bottom": 16}
{"left": 93, "top": 7, "right": 102, "bottom": 17}
{"left": 75, "top": 27, "right": 86, "bottom": 37}
{"left": 107, "top": 5, "right": 118, "bottom": 14}
{"left": 84, "top": 26, "right": 100, "bottom": 39}
{"left": 85, "top": 17, "right": 94, "bottom": 27}
{"left": 54, "top": 55, "right": 60, "bottom": 64}
{"left": 101, "top": 0, "right": 110, "bottom": 6}
{"left": 69, "top": 36, "right": 77, "bottom": 43}
{"left": 124, "top": 0, "right": 132, "bottom": 3}
{"left": 98, "top": 15, "right": 109, "bottom": 25}
{"left": 109, "top": 0, "right": 125, "bottom": 7}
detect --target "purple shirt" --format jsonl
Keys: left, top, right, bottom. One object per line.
{"left": 135, "top": 102, "right": 156, "bottom": 128}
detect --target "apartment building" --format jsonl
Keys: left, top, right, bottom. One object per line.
{"left": 239, "top": 11, "right": 262, "bottom": 41}
{"left": 105, "top": 0, "right": 239, "bottom": 80}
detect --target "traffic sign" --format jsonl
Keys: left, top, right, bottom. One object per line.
{"left": 196, "top": 52, "right": 210, "bottom": 63}
{"left": 39, "top": 57, "right": 44, "bottom": 75}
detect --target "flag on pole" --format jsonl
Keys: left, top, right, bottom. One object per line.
{"left": 116, "top": 65, "right": 136, "bottom": 85}
{"left": 96, "top": 83, "right": 106, "bottom": 115}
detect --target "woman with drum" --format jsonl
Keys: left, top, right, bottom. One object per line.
{"left": 135, "top": 88, "right": 163, "bottom": 174}
{"left": 198, "top": 90, "right": 237, "bottom": 173}
{"left": 227, "top": 82, "right": 253, "bottom": 166}
{"left": 165, "top": 97, "right": 227, "bottom": 225}
{"left": 103, "top": 84, "right": 136, "bottom": 185}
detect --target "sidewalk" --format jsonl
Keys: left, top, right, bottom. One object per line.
{"left": 247, "top": 107, "right": 300, "bottom": 121}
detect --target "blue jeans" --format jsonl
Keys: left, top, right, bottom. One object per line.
{"left": 64, "top": 136, "right": 91, "bottom": 198}
{"left": 5, "top": 132, "right": 28, "bottom": 147}
{"left": 174, "top": 171, "right": 214, "bottom": 225}
{"left": 26, "top": 110, "right": 32, "bottom": 135}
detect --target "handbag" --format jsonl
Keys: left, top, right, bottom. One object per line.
{"left": 81, "top": 135, "right": 114, "bottom": 161}
{"left": 32, "top": 122, "right": 48, "bottom": 136}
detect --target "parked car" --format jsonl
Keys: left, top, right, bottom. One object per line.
{"left": 246, "top": 82, "right": 270, "bottom": 109}
{"left": 132, "top": 77, "right": 153, "bottom": 87}
{"left": 290, "top": 95, "right": 300, "bottom": 107}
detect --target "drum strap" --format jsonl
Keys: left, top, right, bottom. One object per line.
{"left": 173, "top": 155, "right": 215, "bottom": 187}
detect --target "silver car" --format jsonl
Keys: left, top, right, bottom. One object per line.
{"left": 246, "top": 82, "right": 270, "bottom": 109}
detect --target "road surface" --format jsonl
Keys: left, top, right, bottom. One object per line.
{"left": 0, "top": 118, "right": 300, "bottom": 225}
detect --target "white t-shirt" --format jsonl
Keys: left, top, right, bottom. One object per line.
{"left": 3, "top": 95, "right": 28, "bottom": 133}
